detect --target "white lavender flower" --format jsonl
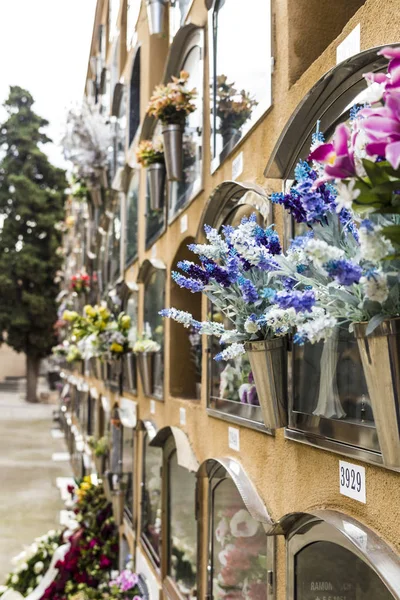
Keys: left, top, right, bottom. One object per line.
{"left": 360, "top": 271, "right": 389, "bottom": 304}
{"left": 244, "top": 316, "right": 261, "bottom": 334}
{"left": 264, "top": 307, "right": 298, "bottom": 335}
{"left": 303, "top": 238, "right": 344, "bottom": 269}
{"left": 215, "top": 343, "right": 246, "bottom": 361}
{"left": 187, "top": 243, "right": 224, "bottom": 260}
{"left": 295, "top": 313, "right": 338, "bottom": 344}
{"left": 220, "top": 329, "right": 243, "bottom": 343}
{"left": 159, "top": 308, "right": 194, "bottom": 328}
{"left": 359, "top": 222, "right": 394, "bottom": 262}
{"left": 335, "top": 180, "right": 360, "bottom": 213}
{"left": 197, "top": 321, "right": 225, "bottom": 336}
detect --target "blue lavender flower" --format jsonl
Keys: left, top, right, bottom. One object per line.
{"left": 238, "top": 276, "right": 258, "bottom": 304}
{"left": 281, "top": 276, "right": 296, "bottom": 290}
{"left": 172, "top": 271, "right": 204, "bottom": 293}
{"left": 324, "top": 259, "right": 362, "bottom": 286}
{"left": 339, "top": 209, "right": 359, "bottom": 241}
{"left": 260, "top": 287, "right": 276, "bottom": 300}
{"left": 274, "top": 290, "right": 315, "bottom": 313}
{"left": 203, "top": 259, "right": 234, "bottom": 287}
{"left": 177, "top": 260, "right": 210, "bottom": 284}
{"left": 294, "top": 160, "right": 311, "bottom": 182}
{"left": 293, "top": 332, "right": 307, "bottom": 345}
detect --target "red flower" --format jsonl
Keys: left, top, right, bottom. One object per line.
{"left": 99, "top": 555, "right": 112, "bottom": 568}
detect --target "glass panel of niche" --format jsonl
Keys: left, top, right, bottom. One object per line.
{"left": 146, "top": 124, "right": 167, "bottom": 248}
{"left": 107, "top": 197, "right": 122, "bottom": 285}
{"left": 295, "top": 541, "right": 393, "bottom": 600}
{"left": 211, "top": 477, "right": 267, "bottom": 599}
{"left": 144, "top": 268, "right": 165, "bottom": 399}
{"left": 141, "top": 434, "right": 163, "bottom": 566}
{"left": 122, "top": 425, "right": 134, "bottom": 521}
{"left": 168, "top": 451, "right": 197, "bottom": 598}
{"left": 126, "top": 291, "right": 138, "bottom": 343}
{"left": 289, "top": 83, "right": 382, "bottom": 453}
{"left": 208, "top": 205, "right": 266, "bottom": 428}
{"left": 169, "top": 32, "right": 203, "bottom": 221}
{"left": 126, "top": 170, "right": 139, "bottom": 264}
{"left": 169, "top": 0, "right": 193, "bottom": 41}
{"left": 209, "top": 0, "right": 272, "bottom": 167}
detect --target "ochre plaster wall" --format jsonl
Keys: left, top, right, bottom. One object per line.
{"left": 83, "top": 0, "right": 400, "bottom": 597}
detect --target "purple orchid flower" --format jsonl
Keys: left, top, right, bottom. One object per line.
{"left": 360, "top": 93, "right": 400, "bottom": 169}
{"left": 308, "top": 123, "right": 356, "bottom": 184}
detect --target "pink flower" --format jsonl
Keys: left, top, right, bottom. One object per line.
{"left": 247, "top": 582, "right": 267, "bottom": 600}
{"left": 215, "top": 518, "right": 229, "bottom": 544}
{"left": 230, "top": 509, "right": 260, "bottom": 538}
{"left": 99, "top": 555, "right": 112, "bottom": 568}
{"left": 308, "top": 124, "right": 356, "bottom": 182}
{"left": 360, "top": 93, "right": 400, "bottom": 168}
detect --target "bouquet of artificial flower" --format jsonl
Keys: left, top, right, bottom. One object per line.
{"left": 109, "top": 570, "right": 143, "bottom": 600}
{"left": 135, "top": 139, "right": 164, "bottom": 167}
{"left": 133, "top": 338, "right": 161, "bottom": 353}
{"left": 87, "top": 435, "right": 110, "bottom": 457}
{"left": 309, "top": 46, "right": 400, "bottom": 247}
{"left": 70, "top": 271, "right": 90, "bottom": 295}
{"left": 3, "top": 529, "right": 62, "bottom": 597}
{"left": 146, "top": 71, "right": 197, "bottom": 126}
{"left": 216, "top": 74, "right": 258, "bottom": 135}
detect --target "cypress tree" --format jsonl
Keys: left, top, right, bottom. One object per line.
{"left": 0, "top": 86, "right": 67, "bottom": 402}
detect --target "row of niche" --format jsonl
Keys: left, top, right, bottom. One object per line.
{"left": 59, "top": 381, "right": 400, "bottom": 600}
{"left": 64, "top": 46, "right": 400, "bottom": 469}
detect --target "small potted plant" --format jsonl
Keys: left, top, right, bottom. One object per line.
{"left": 146, "top": 71, "right": 197, "bottom": 182}
{"left": 216, "top": 75, "right": 257, "bottom": 153}
{"left": 133, "top": 337, "right": 162, "bottom": 397}
{"left": 146, "top": 0, "right": 167, "bottom": 36}
{"left": 136, "top": 139, "right": 165, "bottom": 211}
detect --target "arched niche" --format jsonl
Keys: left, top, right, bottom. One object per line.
{"left": 207, "top": 0, "right": 272, "bottom": 170}
{"left": 125, "top": 169, "right": 139, "bottom": 266}
{"left": 169, "top": 237, "right": 202, "bottom": 400}
{"left": 198, "top": 457, "right": 276, "bottom": 599}
{"left": 284, "top": 511, "right": 400, "bottom": 599}
{"left": 196, "top": 181, "right": 272, "bottom": 241}
{"left": 151, "top": 427, "right": 199, "bottom": 599}
{"left": 118, "top": 397, "right": 137, "bottom": 524}
{"left": 264, "top": 45, "right": 399, "bottom": 180}
{"left": 165, "top": 25, "right": 204, "bottom": 221}
{"left": 197, "top": 182, "right": 274, "bottom": 431}
{"left": 263, "top": 46, "right": 399, "bottom": 465}
{"left": 128, "top": 45, "right": 141, "bottom": 146}
{"left": 139, "top": 419, "right": 163, "bottom": 568}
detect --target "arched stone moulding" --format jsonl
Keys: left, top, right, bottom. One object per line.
{"left": 283, "top": 510, "right": 400, "bottom": 598}
{"left": 150, "top": 425, "right": 199, "bottom": 472}
{"left": 137, "top": 257, "right": 166, "bottom": 284}
{"left": 197, "top": 457, "right": 278, "bottom": 533}
{"left": 139, "top": 23, "right": 204, "bottom": 145}
{"left": 264, "top": 43, "right": 400, "bottom": 180}
{"left": 196, "top": 181, "right": 273, "bottom": 241}
{"left": 138, "top": 418, "right": 158, "bottom": 441}
{"left": 116, "top": 279, "right": 139, "bottom": 305}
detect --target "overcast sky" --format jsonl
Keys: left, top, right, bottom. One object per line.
{"left": 0, "top": 0, "right": 97, "bottom": 169}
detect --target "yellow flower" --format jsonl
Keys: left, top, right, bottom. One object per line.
{"left": 84, "top": 305, "right": 96, "bottom": 317}
{"left": 80, "top": 482, "right": 91, "bottom": 491}
{"left": 110, "top": 342, "right": 124, "bottom": 353}
{"left": 63, "top": 310, "right": 78, "bottom": 322}
{"left": 120, "top": 315, "right": 131, "bottom": 330}
{"left": 83, "top": 475, "right": 92, "bottom": 484}
{"left": 99, "top": 306, "right": 110, "bottom": 319}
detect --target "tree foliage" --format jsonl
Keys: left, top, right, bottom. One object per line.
{"left": 0, "top": 86, "right": 67, "bottom": 361}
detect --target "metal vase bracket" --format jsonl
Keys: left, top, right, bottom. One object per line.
{"left": 354, "top": 318, "right": 400, "bottom": 468}
{"left": 136, "top": 351, "right": 162, "bottom": 397}
{"left": 123, "top": 352, "right": 137, "bottom": 392}
{"left": 146, "top": 0, "right": 166, "bottom": 36}
{"left": 245, "top": 337, "right": 288, "bottom": 429}
{"left": 147, "top": 163, "right": 165, "bottom": 211}
{"left": 162, "top": 124, "right": 183, "bottom": 182}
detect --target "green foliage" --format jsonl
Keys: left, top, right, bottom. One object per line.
{"left": 0, "top": 86, "right": 67, "bottom": 359}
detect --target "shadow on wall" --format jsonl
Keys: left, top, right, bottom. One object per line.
{"left": 0, "top": 344, "right": 25, "bottom": 381}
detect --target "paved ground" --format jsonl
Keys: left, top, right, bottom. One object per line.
{"left": 0, "top": 378, "right": 71, "bottom": 581}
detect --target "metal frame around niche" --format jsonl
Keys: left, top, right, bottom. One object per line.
{"left": 207, "top": 0, "right": 273, "bottom": 174}
{"left": 265, "top": 45, "right": 400, "bottom": 470}
{"left": 198, "top": 182, "right": 274, "bottom": 433}
{"left": 197, "top": 458, "right": 276, "bottom": 600}
{"left": 286, "top": 512, "right": 400, "bottom": 599}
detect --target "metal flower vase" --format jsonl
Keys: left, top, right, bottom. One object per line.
{"left": 111, "top": 490, "right": 125, "bottom": 526}
{"left": 147, "top": 163, "right": 165, "bottom": 211}
{"left": 162, "top": 124, "right": 183, "bottom": 181}
{"left": 245, "top": 337, "right": 288, "bottom": 429}
{"left": 94, "top": 454, "right": 106, "bottom": 476}
{"left": 146, "top": 0, "right": 166, "bottom": 36}
{"left": 136, "top": 351, "right": 162, "bottom": 397}
{"left": 90, "top": 357, "right": 98, "bottom": 379}
{"left": 354, "top": 318, "right": 400, "bottom": 468}
{"left": 123, "top": 352, "right": 137, "bottom": 393}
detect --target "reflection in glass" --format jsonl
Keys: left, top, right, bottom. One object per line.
{"left": 122, "top": 426, "right": 134, "bottom": 520}
{"left": 116, "top": 89, "right": 126, "bottom": 170}
{"left": 126, "top": 171, "right": 139, "bottom": 263}
{"left": 295, "top": 541, "right": 393, "bottom": 600}
{"left": 293, "top": 326, "right": 373, "bottom": 424}
{"left": 169, "top": 0, "right": 192, "bottom": 40}
{"left": 126, "top": 293, "right": 138, "bottom": 339}
{"left": 107, "top": 199, "right": 121, "bottom": 284}
{"left": 210, "top": 0, "right": 271, "bottom": 162}
{"left": 168, "top": 452, "right": 197, "bottom": 598}
{"left": 141, "top": 436, "right": 162, "bottom": 564}
{"left": 144, "top": 268, "right": 166, "bottom": 398}
{"left": 169, "top": 41, "right": 203, "bottom": 219}
{"left": 129, "top": 48, "right": 141, "bottom": 145}
{"left": 212, "top": 478, "right": 267, "bottom": 599}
